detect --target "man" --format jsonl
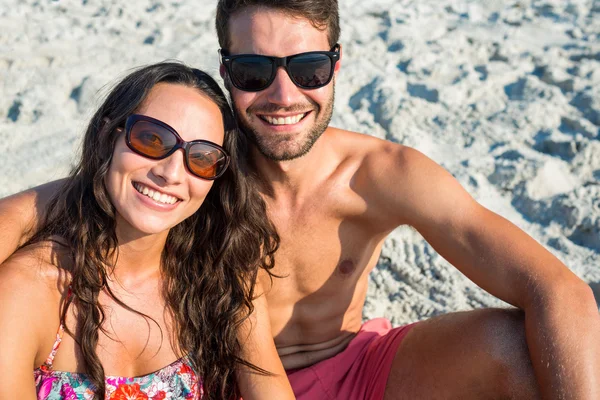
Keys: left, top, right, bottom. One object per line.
{"left": 1, "top": 0, "right": 599, "bottom": 398}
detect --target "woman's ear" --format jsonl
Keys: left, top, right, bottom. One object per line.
{"left": 100, "top": 117, "right": 111, "bottom": 129}
{"left": 99, "top": 117, "right": 123, "bottom": 137}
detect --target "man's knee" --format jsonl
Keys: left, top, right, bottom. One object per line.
{"left": 478, "top": 309, "right": 527, "bottom": 364}
{"left": 477, "top": 308, "right": 540, "bottom": 398}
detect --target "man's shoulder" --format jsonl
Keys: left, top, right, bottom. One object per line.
{"left": 326, "top": 127, "right": 412, "bottom": 159}
{"left": 0, "top": 241, "right": 66, "bottom": 371}
{"left": 0, "top": 241, "right": 69, "bottom": 298}
{"left": 326, "top": 126, "right": 389, "bottom": 145}
{"left": 326, "top": 127, "right": 428, "bottom": 174}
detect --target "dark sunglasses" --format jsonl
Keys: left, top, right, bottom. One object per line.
{"left": 220, "top": 44, "right": 341, "bottom": 92}
{"left": 121, "top": 114, "right": 230, "bottom": 180}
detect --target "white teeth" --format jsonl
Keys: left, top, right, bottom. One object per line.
{"left": 133, "top": 182, "right": 178, "bottom": 205}
{"left": 263, "top": 113, "right": 305, "bottom": 125}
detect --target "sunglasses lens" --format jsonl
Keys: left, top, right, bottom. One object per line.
{"left": 129, "top": 121, "right": 177, "bottom": 158}
{"left": 188, "top": 142, "right": 228, "bottom": 179}
{"left": 230, "top": 56, "right": 273, "bottom": 91}
{"left": 289, "top": 53, "right": 333, "bottom": 88}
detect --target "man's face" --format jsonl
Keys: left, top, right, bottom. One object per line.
{"left": 223, "top": 7, "right": 340, "bottom": 161}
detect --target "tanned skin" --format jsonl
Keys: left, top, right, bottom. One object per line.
{"left": 1, "top": 6, "right": 599, "bottom": 399}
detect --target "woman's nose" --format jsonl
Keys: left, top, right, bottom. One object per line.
{"left": 151, "top": 149, "right": 186, "bottom": 185}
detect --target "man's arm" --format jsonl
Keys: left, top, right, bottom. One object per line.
{"left": 236, "top": 279, "right": 296, "bottom": 400}
{"left": 365, "top": 144, "right": 599, "bottom": 398}
{"left": 0, "top": 252, "right": 54, "bottom": 400}
{"left": 0, "top": 180, "right": 63, "bottom": 264}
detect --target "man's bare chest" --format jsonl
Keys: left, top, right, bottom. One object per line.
{"left": 266, "top": 206, "right": 383, "bottom": 295}
{"left": 261, "top": 208, "right": 386, "bottom": 346}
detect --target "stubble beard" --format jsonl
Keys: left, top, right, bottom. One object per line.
{"left": 234, "top": 86, "right": 335, "bottom": 162}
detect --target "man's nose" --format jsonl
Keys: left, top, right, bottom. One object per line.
{"left": 265, "top": 67, "right": 304, "bottom": 107}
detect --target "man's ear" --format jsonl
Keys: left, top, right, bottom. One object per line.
{"left": 220, "top": 65, "right": 233, "bottom": 92}
{"left": 334, "top": 44, "right": 342, "bottom": 75}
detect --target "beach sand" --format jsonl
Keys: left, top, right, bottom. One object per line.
{"left": 1, "top": 0, "right": 599, "bottom": 322}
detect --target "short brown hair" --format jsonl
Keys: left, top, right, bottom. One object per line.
{"left": 216, "top": 0, "right": 340, "bottom": 50}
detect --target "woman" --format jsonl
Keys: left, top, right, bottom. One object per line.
{"left": 0, "top": 62, "right": 294, "bottom": 400}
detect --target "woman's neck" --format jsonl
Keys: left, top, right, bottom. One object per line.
{"left": 111, "top": 222, "right": 169, "bottom": 287}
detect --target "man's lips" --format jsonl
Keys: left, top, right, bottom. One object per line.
{"left": 258, "top": 112, "right": 309, "bottom": 126}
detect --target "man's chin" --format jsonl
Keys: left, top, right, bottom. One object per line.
{"left": 255, "top": 142, "right": 310, "bottom": 162}
{"left": 239, "top": 113, "right": 329, "bottom": 161}
{"left": 243, "top": 126, "right": 305, "bottom": 161}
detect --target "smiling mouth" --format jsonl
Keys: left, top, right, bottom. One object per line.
{"left": 259, "top": 113, "right": 308, "bottom": 125}
{"left": 133, "top": 182, "right": 180, "bottom": 205}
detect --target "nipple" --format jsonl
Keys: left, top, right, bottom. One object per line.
{"left": 337, "top": 259, "right": 356, "bottom": 275}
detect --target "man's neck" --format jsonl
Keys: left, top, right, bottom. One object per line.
{"left": 250, "top": 128, "right": 337, "bottom": 200}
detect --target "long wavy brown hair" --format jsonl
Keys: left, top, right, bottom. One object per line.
{"left": 25, "top": 62, "right": 279, "bottom": 399}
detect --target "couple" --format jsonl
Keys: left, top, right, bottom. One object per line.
{"left": 1, "top": 0, "right": 599, "bottom": 399}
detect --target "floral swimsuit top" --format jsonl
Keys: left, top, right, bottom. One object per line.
{"left": 34, "top": 322, "right": 202, "bottom": 400}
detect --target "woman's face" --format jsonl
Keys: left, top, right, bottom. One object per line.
{"left": 106, "top": 83, "right": 226, "bottom": 237}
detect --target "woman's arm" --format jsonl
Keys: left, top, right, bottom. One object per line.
{"left": 0, "top": 251, "right": 55, "bottom": 400}
{"left": 0, "top": 180, "right": 63, "bottom": 264}
{"left": 236, "top": 281, "right": 295, "bottom": 400}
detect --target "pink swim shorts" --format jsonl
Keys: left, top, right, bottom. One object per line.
{"left": 287, "top": 318, "right": 417, "bottom": 400}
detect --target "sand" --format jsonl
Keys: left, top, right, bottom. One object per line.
{"left": 1, "top": 0, "right": 599, "bottom": 322}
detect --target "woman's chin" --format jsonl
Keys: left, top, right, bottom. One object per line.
{"left": 116, "top": 214, "right": 179, "bottom": 238}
